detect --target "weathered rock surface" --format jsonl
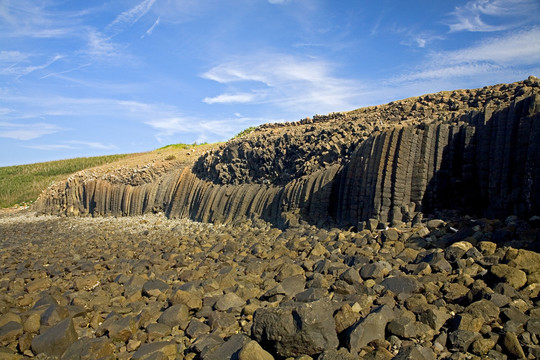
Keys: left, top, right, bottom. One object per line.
{"left": 251, "top": 299, "right": 338, "bottom": 357}
{"left": 34, "top": 78, "right": 540, "bottom": 228}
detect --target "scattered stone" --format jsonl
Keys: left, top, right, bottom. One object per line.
{"left": 360, "top": 261, "right": 391, "bottom": 280}
{"left": 214, "top": 293, "right": 245, "bottom": 312}
{"left": 158, "top": 303, "right": 189, "bottom": 329}
{"left": 202, "top": 334, "right": 250, "bottom": 360}
{"left": 132, "top": 341, "right": 178, "bottom": 360}
{"left": 61, "top": 337, "right": 115, "bottom": 360}
{"left": 503, "top": 332, "right": 526, "bottom": 359}
{"left": 170, "top": 289, "right": 203, "bottom": 310}
{"left": 31, "top": 318, "right": 78, "bottom": 358}
{"left": 186, "top": 319, "right": 211, "bottom": 338}
{"left": 238, "top": 340, "right": 274, "bottom": 360}
{"left": 448, "top": 330, "right": 480, "bottom": 352}
{"left": 380, "top": 275, "right": 421, "bottom": 294}
{"left": 394, "top": 345, "right": 435, "bottom": 360}
{"left": 142, "top": 279, "right": 169, "bottom": 297}
{"left": 346, "top": 304, "right": 394, "bottom": 353}
{"left": 107, "top": 315, "right": 138, "bottom": 343}
{"left": 317, "top": 348, "right": 358, "bottom": 360}
{"left": 471, "top": 337, "right": 496, "bottom": 356}
{"left": 73, "top": 274, "right": 100, "bottom": 291}
{"left": 490, "top": 264, "right": 527, "bottom": 289}
{"left": 0, "top": 322, "right": 23, "bottom": 347}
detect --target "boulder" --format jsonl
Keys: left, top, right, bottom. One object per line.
{"left": 61, "top": 337, "right": 115, "bottom": 360}
{"left": 252, "top": 299, "right": 338, "bottom": 357}
{"left": 238, "top": 340, "right": 274, "bottom": 360}
{"left": 346, "top": 304, "right": 395, "bottom": 353}
{"left": 31, "top": 318, "right": 78, "bottom": 358}
{"left": 132, "top": 341, "right": 178, "bottom": 360}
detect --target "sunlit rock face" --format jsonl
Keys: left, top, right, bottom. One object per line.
{"left": 35, "top": 77, "right": 540, "bottom": 227}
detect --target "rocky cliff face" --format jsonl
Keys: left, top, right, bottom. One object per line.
{"left": 35, "top": 77, "right": 540, "bottom": 227}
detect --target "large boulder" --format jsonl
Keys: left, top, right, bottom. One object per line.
{"left": 252, "top": 298, "right": 338, "bottom": 357}
{"left": 345, "top": 304, "right": 395, "bottom": 353}
{"left": 31, "top": 318, "right": 78, "bottom": 358}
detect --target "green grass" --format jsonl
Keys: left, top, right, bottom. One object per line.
{"left": 0, "top": 131, "right": 257, "bottom": 208}
{"left": 157, "top": 142, "right": 208, "bottom": 151}
{"left": 232, "top": 126, "right": 257, "bottom": 139}
{"left": 0, "top": 154, "right": 129, "bottom": 208}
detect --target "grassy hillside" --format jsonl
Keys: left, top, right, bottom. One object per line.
{"left": 0, "top": 134, "right": 251, "bottom": 209}
{"left": 0, "top": 154, "right": 130, "bottom": 208}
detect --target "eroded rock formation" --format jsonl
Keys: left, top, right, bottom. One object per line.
{"left": 35, "top": 77, "right": 540, "bottom": 227}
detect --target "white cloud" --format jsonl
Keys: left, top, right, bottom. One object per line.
{"left": 448, "top": 0, "right": 540, "bottom": 32}
{"left": 0, "top": 54, "right": 63, "bottom": 77}
{"left": 268, "top": 0, "right": 290, "bottom": 4}
{"left": 0, "top": 51, "right": 29, "bottom": 63}
{"left": 0, "top": 122, "right": 61, "bottom": 140}
{"left": 144, "top": 111, "right": 281, "bottom": 143}
{"left": 107, "top": 0, "right": 157, "bottom": 34}
{"left": 27, "top": 141, "right": 117, "bottom": 151}
{"left": 399, "top": 31, "right": 445, "bottom": 48}
{"left": 0, "top": 0, "right": 82, "bottom": 38}
{"left": 201, "top": 53, "right": 363, "bottom": 115}
{"left": 26, "top": 144, "right": 77, "bottom": 151}
{"left": 203, "top": 92, "right": 260, "bottom": 104}
{"left": 143, "top": 16, "right": 160, "bottom": 37}
{"left": 86, "top": 31, "right": 116, "bottom": 57}
{"left": 442, "top": 27, "right": 540, "bottom": 65}
{"left": 65, "top": 141, "right": 118, "bottom": 150}
{"left": 395, "top": 27, "right": 540, "bottom": 83}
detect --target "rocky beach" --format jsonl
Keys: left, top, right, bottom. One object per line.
{"left": 1, "top": 77, "right": 540, "bottom": 359}
{"left": 1, "top": 211, "right": 540, "bottom": 359}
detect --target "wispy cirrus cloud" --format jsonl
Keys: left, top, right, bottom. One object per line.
{"left": 145, "top": 114, "right": 278, "bottom": 144}
{"left": 201, "top": 53, "right": 363, "bottom": 115}
{"left": 143, "top": 16, "right": 161, "bottom": 38}
{"left": 27, "top": 140, "right": 117, "bottom": 151}
{"left": 0, "top": 121, "right": 61, "bottom": 140}
{"left": 107, "top": 0, "right": 157, "bottom": 34}
{"left": 0, "top": 0, "right": 84, "bottom": 38}
{"left": 399, "top": 31, "right": 445, "bottom": 48}
{"left": 447, "top": 0, "right": 540, "bottom": 32}
{"left": 0, "top": 51, "right": 30, "bottom": 63}
{"left": 203, "top": 92, "right": 260, "bottom": 104}
{"left": 83, "top": 30, "right": 126, "bottom": 61}
{"left": 0, "top": 92, "right": 242, "bottom": 144}
{"left": 392, "top": 26, "right": 540, "bottom": 83}
{"left": 65, "top": 140, "right": 117, "bottom": 150}
{"left": 0, "top": 54, "right": 63, "bottom": 77}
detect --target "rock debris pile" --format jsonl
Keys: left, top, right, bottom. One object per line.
{"left": 1, "top": 213, "right": 540, "bottom": 359}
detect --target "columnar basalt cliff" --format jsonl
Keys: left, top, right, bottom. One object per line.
{"left": 35, "top": 77, "right": 540, "bottom": 227}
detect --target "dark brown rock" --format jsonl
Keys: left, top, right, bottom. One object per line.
{"left": 252, "top": 299, "right": 338, "bottom": 357}
{"left": 31, "top": 318, "right": 78, "bottom": 358}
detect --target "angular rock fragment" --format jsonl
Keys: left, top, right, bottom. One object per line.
{"left": 252, "top": 299, "right": 338, "bottom": 357}
{"left": 31, "top": 318, "right": 78, "bottom": 358}
{"left": 346, "top": 304, "right": 394, "bottom": 353}
{"left": 132, "top": 341, "right": 178, "bottom": 360}
{"left": 61, "top": 337, "right": 115, "bottom": 360}
{"left": 0, "top": 322, "right": 23, "bottom": 347}
{"left": 158, "top": 303, "right": 189, "bottom": 329}
{"left": 238, "top": 340, "right": 274, "bottom": 360}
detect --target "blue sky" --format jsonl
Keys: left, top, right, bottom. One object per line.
{"left": 1, "top": 0, "right": 540, "bottom": 166}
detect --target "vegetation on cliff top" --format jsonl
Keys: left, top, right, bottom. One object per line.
{"left": 0, "top": 154, "right": 129, "bottom": 208}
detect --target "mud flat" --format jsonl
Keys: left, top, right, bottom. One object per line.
{"left": 1, "top": 211, "right": 540, "bottom": 359}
